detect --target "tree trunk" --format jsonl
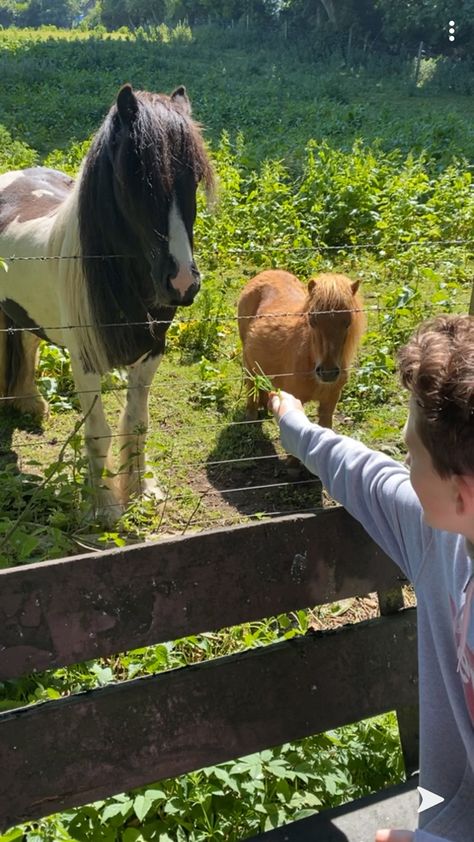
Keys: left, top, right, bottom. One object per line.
{"left": 319, "top": 0, "right": 336, "bottom": 26}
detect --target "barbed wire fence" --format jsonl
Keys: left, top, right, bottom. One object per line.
{"left": 0, "top": 239, "right": 473, "bottom": 539}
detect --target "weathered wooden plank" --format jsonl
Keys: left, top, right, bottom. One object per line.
{"left": 0, "top": 610, "right": 417, "bottom": 830}
{"left": 0, "top": 510, "right": 404, "bottom": 680}
{"left": 397, "top": 704, "right": 420, "bottom": 777}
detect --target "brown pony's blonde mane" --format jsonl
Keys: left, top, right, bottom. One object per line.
{"left": 304, "top": 273, "right": 366, "bottom": 366}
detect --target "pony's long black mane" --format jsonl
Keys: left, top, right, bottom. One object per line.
{"left": 77, "top": 88, "right": 212, "bottom": 372}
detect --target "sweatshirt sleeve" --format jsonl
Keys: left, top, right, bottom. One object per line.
{"left": 279, "top": 409, "right": 433, "bottom": 583}
{"left": 415, "top": 832, "right": 455, "bottom": 842}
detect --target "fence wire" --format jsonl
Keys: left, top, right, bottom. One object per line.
{"left": 0, "top": 354, "right": 399, "bottom": 408}
{"left": 3, "top": 235, "right": 473, "bottom": 263}
{"left": 0, "top": 304, "right": 378, "bottom": 333}
{"left": 1, "top": 234, "right": 471, "bottom": 334}
{"left": 0, "top": 236, "right": 468, "bottom": 538}
{"left": 0, "top": 393, "right": 393, "bottom": 457}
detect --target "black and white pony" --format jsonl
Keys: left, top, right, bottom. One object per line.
{"left": 0, "top": 84, "right": 213, "bottom": 523}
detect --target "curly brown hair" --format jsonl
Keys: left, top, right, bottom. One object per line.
{"left": 398, "top": 314, "right": 474, "bottom": 478}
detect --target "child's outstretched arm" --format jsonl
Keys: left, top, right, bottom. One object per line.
{"left": 268, "top": 391, "right": 432, "bottom": 585}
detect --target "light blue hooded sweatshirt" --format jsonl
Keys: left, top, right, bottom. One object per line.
{"left": 278, "top": 409, "right": 474, "bottom": 842}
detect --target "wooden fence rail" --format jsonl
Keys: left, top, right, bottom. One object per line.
{"left": 0, "top": 509, "right": 402, "bottom": 680}
{"left": 0, "top": 509, "right": 416, "bottom": 832}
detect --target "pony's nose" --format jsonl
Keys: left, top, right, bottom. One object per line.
{"left": 180, "top": 274, "right": 201, "bottom": 306}
{"left": 315, "top": 364, "right": 341, "bottom": 383}
{"left": 166, "top": 260, "right": 200, "bottom": 305}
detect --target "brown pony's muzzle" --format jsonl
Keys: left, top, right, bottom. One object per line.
{"left": 315, "top": 364, "right": 341, "bottom": 383}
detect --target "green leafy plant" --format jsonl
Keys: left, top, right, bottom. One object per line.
{"left": 193, "top": 356, "right": 231, "bottom": 408}
{"left": 38, "top": 343, "right": 78, "bottom": 412}
{"left": 244, "top": 362, "right": 281, "bottom": 402}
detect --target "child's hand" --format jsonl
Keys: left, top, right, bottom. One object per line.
{"left": 376, "top": 830, "right": 414, "bottom": 841}
{"left": 268, "top": 390, "right": 304, "bottom": 421}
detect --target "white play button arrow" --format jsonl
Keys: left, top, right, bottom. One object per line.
{"left": 417, "top": 786, "right": 445, "bottom": 813}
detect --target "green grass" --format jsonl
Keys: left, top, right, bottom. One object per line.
{"left": 0, "top": 23, "right": 473, "bottom": 841}
{"left": 2, "top": 25, "right": 474, "bottom": 165}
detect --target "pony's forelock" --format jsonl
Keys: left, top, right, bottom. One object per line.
{"left": 306, "top": 273, "right": 358, "bottom": 312}
{"left": 305, "top": 273, "right": 366, "bottom": 365}
{"left": 127, "top": 91, "right": 214, "bottom": 199}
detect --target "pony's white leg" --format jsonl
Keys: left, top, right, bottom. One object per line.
{"left": 118, "top": 353, "right": 164, "bottom": 505}
{"left": 70, "top": 357, "right": 122, "bottom": 525}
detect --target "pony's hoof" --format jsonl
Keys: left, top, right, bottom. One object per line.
{"left": 142, "top": 477, "right": 166, "bottom": 503}
{"left": 119, "top": 473, "right": 166, "bottom": 505}
{"left": 13, "top": 395, "right": 49, "bottom": 419}
{"left": 96, "top": 502, "right": 125, "bottom": 527}
{"left": 92, "top": 487, "right": 125, "bottom": 526}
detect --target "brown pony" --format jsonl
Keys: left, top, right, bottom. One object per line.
{"left": 238, "top": 269, "right": 365, "bottom": 427}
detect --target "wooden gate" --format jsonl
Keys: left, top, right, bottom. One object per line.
{"left": 0, "top": 509, "right": 418, "bottom": 833}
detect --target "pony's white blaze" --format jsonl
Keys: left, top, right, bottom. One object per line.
{"left": 167, "top": 196, "right": 195, "bottom": 297}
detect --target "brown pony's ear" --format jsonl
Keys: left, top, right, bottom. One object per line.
{"left": 308, "top": 279, "right": 316, "bottom": 293}
{"left": 351, "top": 279, "right": 361, "bottom": 295}
{"left": 117, "top": 84, "right": 138, "bottom": 125}
{"left": 171, "top": 85, "right": 191, "bottom": 115}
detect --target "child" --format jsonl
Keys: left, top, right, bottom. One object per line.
{"left": 268, "top": 314, "right": 474, "bottom": 842}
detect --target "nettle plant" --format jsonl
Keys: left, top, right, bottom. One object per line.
{"left": 38, "top": 344, "right": 78, "bottom": 413}
{"left": 0, "top": 415, "right": 90, "bottom": 567}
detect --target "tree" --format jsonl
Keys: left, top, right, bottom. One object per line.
{"left": 373, "top": 0, "right": 473, "bottom": 51}
{"left": 0, "top": 0, "right": 91, "bottom": 26}
{"left": 279, "top": 0, "right": 382, "bottom": 37}
{"left": 0, "top": 1, "right": 23, "bottom": 27}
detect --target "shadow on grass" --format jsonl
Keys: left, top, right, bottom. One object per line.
{"left": 0, "top": 408, "right": 82, "bottom": 567}
{"left": 205, "top": 406, "right": 322, "bottom": 519}
{"left": 0, "top": 407, "right": 44, "bottom": 468}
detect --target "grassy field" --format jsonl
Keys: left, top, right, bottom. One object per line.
{"left": 0, "top": 23, "right": 473, "bottom": 841}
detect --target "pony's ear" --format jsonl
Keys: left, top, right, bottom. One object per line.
{"left": 351, "top": 279, "right": 361, "bottom": 295}
{"left": 308, "top": 279, "right": 316, "bottom": 293}
{"left": 117, "top": 84, "right": 138, "bottom": 125}
{"left": 171, "top": 85, "right": 191, "bottom": 115}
